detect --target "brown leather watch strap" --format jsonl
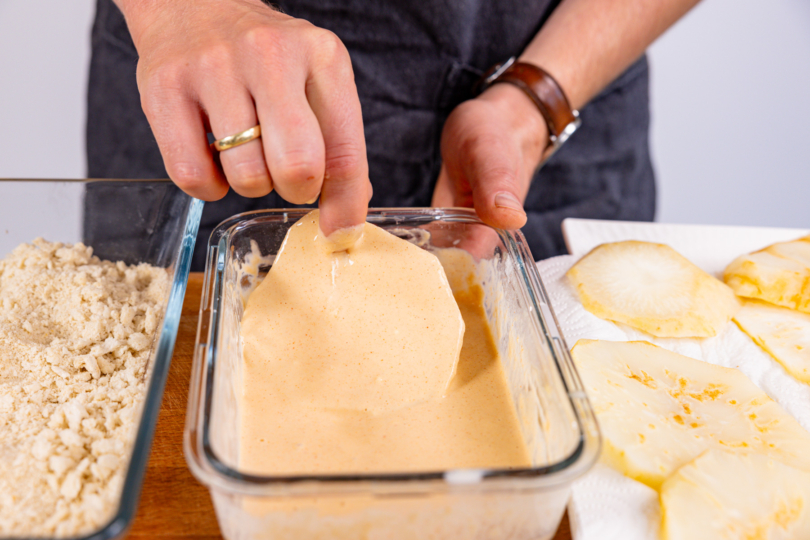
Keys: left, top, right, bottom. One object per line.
{"left": 490, "top": 62, "right": 577, "bottom": 140}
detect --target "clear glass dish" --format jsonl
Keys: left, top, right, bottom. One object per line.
{"left": 185, "top": 208, "right": 600, "bottom": 540}
{"left": 0, "top": 179, "right": 203, "bottom": 540}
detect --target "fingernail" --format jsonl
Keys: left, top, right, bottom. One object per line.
{"left": 494, "top": 192, "right": 524, "bottom": 213}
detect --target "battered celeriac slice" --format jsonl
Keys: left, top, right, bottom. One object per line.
{"left": 567, "top": 241, "right": 740, "bottom": 337}
{"left": 571, "top": 339, "right": 810, "bottom": 489}
{"left": 734, "top": 299, "right": 810, "bottom": 383}
{"left": 724, "top": 236, "right": 810, "bottom": 314}
{"left": 241, "top": 210, "right": 465, "bottom": 415}
{"left": 661, "top": 451, "right": 810, "bottom": 540}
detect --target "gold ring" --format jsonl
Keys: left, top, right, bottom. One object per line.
{"left": 212, "top": 125, "right": 262, "bottom": 152}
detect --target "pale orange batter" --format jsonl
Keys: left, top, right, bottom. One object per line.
{"left": 239, "top": 212, "right": 530, "bottom": 475}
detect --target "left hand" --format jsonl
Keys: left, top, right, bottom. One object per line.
{"left": 432, "top": 83, "right": 549, "bottom": 230}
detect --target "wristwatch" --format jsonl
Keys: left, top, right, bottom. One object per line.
{"left": 477, "top": 56, "right": 581, "bottom": 165}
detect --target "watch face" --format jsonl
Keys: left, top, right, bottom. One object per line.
{"left": 540, "top": 117, "right": 580, "bottom": 166}
{"left": 488, "top": 56, "right": 517, "bottom": 83}
{"left": 476, "top": 56, "right": 518, "bottom": 95}
{"left": 556, "top": 117, "right": 582, "bottom": 146}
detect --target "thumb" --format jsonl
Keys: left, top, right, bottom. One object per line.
{"left": 464, "top": 138, "right": 527, "bottom": 230}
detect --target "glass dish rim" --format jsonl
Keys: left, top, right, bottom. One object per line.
{"left": 0, "top": 179, "right": 203, "bottom": 540}
{"left": 184, "top": 207, "right": 600, "bottom": 497}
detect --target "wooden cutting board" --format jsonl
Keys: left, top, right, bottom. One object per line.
{"left": 125, "top": 273, "right": 572, "bottom": 540}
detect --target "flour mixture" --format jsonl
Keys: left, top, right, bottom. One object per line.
{"left": 0, "top": 239, "right": 168, "bottom": 536}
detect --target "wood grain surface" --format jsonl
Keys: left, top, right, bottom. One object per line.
{"left": 125, "top": 273, "right": 572, "bottom": 540}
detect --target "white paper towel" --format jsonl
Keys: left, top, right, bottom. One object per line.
{"left": 536, "top": 254, "right": 810, "bottom": 540}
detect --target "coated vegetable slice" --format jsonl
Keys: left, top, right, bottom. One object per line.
{"left": 734, "top": 299, "right": 810, "bottom": 383}
{"left": 724, "top": 236, "right": 810, "bottom": 314}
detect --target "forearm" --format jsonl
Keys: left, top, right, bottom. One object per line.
{"left": 521, "top": 0, "right": 700, "bottom": 109}
{"left": 112, "top": 0, "right": 271, "bottom": 51}
{"left": 110, "top": 0, "right": 162, "bottom": 48}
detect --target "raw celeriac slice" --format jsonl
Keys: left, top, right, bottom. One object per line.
{"left": 661, "top": 451, "right": 810, "bottom": 540}
{"left": 734, "top": 299, "right": 810, "bottom": 383}
{"left": 724, "top": 236, "right": 810, "bottom": 314}
{"left": 567, "top": 241, "right": 740, "bottom": 337}
{"left": 571, "top": 339, "right": 810, "bottom": 489}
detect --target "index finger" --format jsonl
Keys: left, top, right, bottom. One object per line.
{"left": 303, "top": 33, "right": 371, "bottom": 236}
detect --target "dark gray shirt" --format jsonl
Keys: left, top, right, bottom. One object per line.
{"left": 85, "top": 0, "right": 654, "bottom": 270}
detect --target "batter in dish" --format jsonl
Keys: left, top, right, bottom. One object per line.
{"left": 239, "top": 211, "right": 530, "bottom": 474}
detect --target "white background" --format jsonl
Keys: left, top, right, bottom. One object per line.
{"left": 0, "top": 0, "right": 808, "bottom": 235}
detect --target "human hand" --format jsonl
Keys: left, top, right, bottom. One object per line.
{"left": 119, "top": 0, "right": 371, "bottom": 234}
{"left": 432, "top": 83, "right": 549, "bottom": 230}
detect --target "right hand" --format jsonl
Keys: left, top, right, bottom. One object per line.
{"left": 119, "top": 0, "right": 371, "bottom": 234}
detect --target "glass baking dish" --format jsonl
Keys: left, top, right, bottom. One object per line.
{"left": 0, "top": 179, "right": 203, "bottom": 540}
{"left": 185, "top": 208, "right": 600, "bottom": 540}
